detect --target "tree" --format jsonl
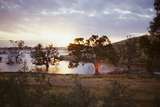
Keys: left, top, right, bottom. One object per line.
{"left": 31, "top": 44, "right": 59, "bottom": 72}
{"left": 140, "top": 0, "right": 160, "bottom": 73}
{"left": 68, "top": 35, "right": 119, "bottom": 74}
{"left": 74, "top": 37, "right": 84, "bottom": 44}
{"left": 149, "top": 0, "right": 160, "bottom": 35}
{"left": 9, "top": 40, "right": 25, "bottom": 49}
{"left": 7, "top": 40, "right": 25, "bottom": 64}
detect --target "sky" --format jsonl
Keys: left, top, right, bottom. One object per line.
{"left": 0, "top": 0, "right": 155, "bottom": 46}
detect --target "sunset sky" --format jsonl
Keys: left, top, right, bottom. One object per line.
{"left": 0, "top": 0, "right": 155, "bottom": 46}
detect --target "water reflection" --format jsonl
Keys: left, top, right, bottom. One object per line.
{"left": 32, "top": 61, "right": 114, "bottom": 74}
{"left": 50, "top": 61, "right": 95, "bottom": 74}
{"left": 0, "top": 53, "right": 115, "bottom": 74}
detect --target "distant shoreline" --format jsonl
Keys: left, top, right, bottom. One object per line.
{"left": 0, "top": 40, "right": 68, "bottom": 48}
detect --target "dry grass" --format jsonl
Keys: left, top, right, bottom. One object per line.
{"left": 0, "top": 72, "right": 160, "bottom": 107}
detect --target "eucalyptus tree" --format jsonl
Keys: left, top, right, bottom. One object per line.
{"left": 68, "top": 35, "right": 119, "bottom": 74}
{"left": 149, "top": 0, "right": 160, "bottom": 35}
{"left": 31, "top": 44, "right": 59, "bottom": 72}
{"left": 139, "top": 0, "right": 160, "bottom": 73}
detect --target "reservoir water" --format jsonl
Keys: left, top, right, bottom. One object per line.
{"left": 0, "top": 51, "right": 114, "bottom": 74}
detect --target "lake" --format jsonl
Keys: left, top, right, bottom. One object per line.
{"left": 0, "top": 50, "right": 115, "bottom": 74}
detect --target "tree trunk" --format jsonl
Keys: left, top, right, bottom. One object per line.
{"left": 94, "top": 62, "right": 100, "bottom": 75}
{"left": 45, "top": 62, "right": 49, "bottom": 72}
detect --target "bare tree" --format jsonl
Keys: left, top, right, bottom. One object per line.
{"left": 7, "top": 40, "right": 25, "bottom": 64}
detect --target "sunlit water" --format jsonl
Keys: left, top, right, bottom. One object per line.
{"left": 0, "top": 53, "right": 115, "bottom": 74}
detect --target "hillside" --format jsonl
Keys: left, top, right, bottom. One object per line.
{"left": 112, "top": 35, "right": 159, "bottom": 73}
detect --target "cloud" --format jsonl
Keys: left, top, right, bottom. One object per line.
{"left": 0, "top": 0, "right": 155, "bottom": 46}
{"left": 39, "top": 8, "right": 85, "bottom": 16}
{"left": 114, "top": 8, "right": 132, "bottom": 14}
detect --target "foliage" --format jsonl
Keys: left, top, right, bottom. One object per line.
{"left": 9, "top": 40, "right": 25, "bottom": 49}
{"left": 149, "top": 14, "right": 160, "bottom": 35}
{"left": 149, "top": 0, "right": 160, "bottom": 35}
{"left": 31, "top": 44, "right": 45, "bottom": 65}
{"left": 140, "top": 0, "right": 160, "bottom": 73}
{"left": 7, "top": 40, "right": 25, "bottom": 65}
{"left": 31, "top": 44, "right": 59, "bottom": 71}
{"left": 68, "top": 35, "right": 119, "bottom": 73}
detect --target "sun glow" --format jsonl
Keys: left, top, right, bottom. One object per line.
{"left": 25, "top": 24, "right": 76, "bottom": 47}
{"left": 0, "top": 23, "right": 76, "bottom": 47}
{"left": 49, "top": 61, "right": 72, "bottom": 74}
{"left": 40, "top": 31, "right": 75, "bottom": 47}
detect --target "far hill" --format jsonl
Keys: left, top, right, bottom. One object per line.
{"left": 112, "top": 35, "right": 160, "bottom": 73}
